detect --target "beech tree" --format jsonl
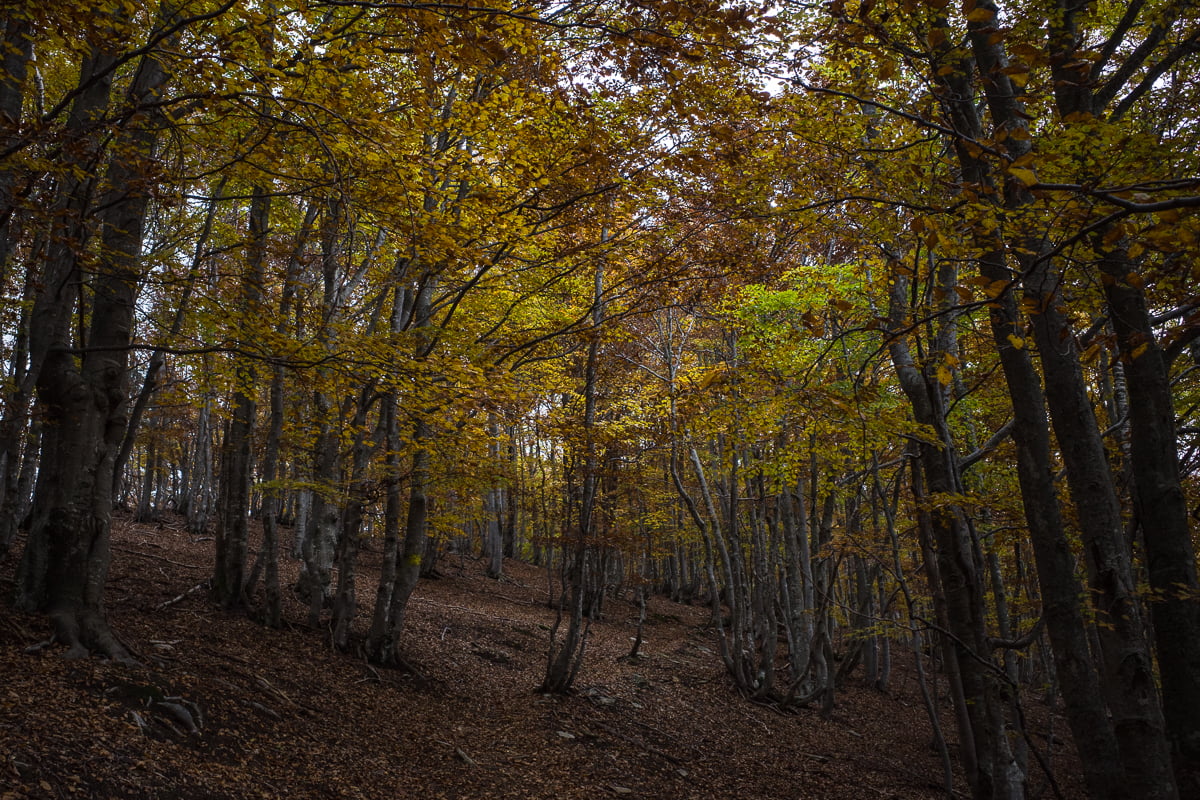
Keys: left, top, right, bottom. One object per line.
{"left": 3, "top": 4, "right": 1198, "bottom": 798}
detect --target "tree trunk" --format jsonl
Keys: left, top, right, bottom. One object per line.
{"left": 927, "top": 6, "right": 1146, "bottom": 793}
{"left": 299, "top": 195, "right": 346, "bottom": 628}
{"left": 981, "top": 2, "right": 1178, "bottom": 792}
{"left": 0, "top": 12, "right": 33, "bottom": 559}
{"left": 14, "top": 12, "right": 172, "bottom": 660}
{"left": 367, "top": 387, "right": 403, "bottom": 658}
{"left": 542, "top": 258, "right": 604, "bottom": 694}
{"left": 213, "top": 185, "right": 269, "bottom": 610}
{"left": 887, "top": 270, "right": 1006, "bottom": 800}
{"left": 1024, "top": 244, "right": 1174, "bottom": 799}
{"left": 253, "top": 198, "right": 316, "bottom": 627}
{"left": 332, "top": 387, "right": 377, "bottom": 650}
{"left": 1100, "top": 243, "right": 1200, "bottom": 768}
{"left": 186, "top": 389, "right": 215, "bottom": 537}
{"left": 370, "top": 275, "right": 434, "bottom": 664}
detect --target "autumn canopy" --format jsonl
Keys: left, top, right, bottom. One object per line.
{"left": 1, "top": 1, "right": 1198, "bottom": 798}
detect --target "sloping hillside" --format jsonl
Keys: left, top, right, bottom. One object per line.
{"left": 0, "top": 514, "right": 1082, "bottom": 799}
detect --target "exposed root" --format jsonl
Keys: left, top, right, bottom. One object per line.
{"left": 130, "top": 710, "right": 151, "bottom": 735}
{"left": 49, "top": 608, "right": 140, "bottom": 666}
{"left": 152, "top": 697, "right": 203, "bottom": 734}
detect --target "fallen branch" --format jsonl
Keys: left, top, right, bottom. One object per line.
{"left": 113, "top": 546, "right": 204, "bottom": 570}
{"left": 155, "top": 581, "right": 208, "bottom": 611}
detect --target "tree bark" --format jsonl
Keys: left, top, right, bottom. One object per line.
{"left": 887, "top": 270, "right": 1006, "bottom": 800}
{"left": 1100, "top": 244, "right": 1200, "bottom": 767}
{"left": 213, "top": 185, "right": 269, "bottom": 610}
{"left": 14, "top": 9, "right": 173, "bottom": 659}
{"left": 332, "top": 387, "right": 378, "bottom": 650}
{"left": 923, "top": 4, "right": 1156, "bottom": 793}
{"left": 0, "top": 11, "right": 33, "bottom": 558}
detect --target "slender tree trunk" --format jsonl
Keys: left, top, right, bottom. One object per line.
{"left": 332, "top": 387, "right": 377, "bottom": 650}
{"left": 370, "top": 276, "right": 434, "bottom": 664}
{"left": 253, "top": 199, "right": 316, "bottom": 626}
{"left": 186, "top": 389, "right": 215, "bottom": 537}
{"left": 485, "top": 417, "right": 505, "bottom": 579}
{"left": 887, "top": 270, "right": 1006, "bottom": 800}
{"left": 136, "top": 433, "right": 158, "bottom": 522}
{"left": 367, "top": 387, "right": 403, "bottom": 656}
{"left": 213, "top": 185, "right": 269, "bottom": 610}
{"left": 1100, "top": 243, "right": 1200, "bottom": 769}
{"left": 374, "top": 417, "right": 430, "bottom": 662}
{"left": 299, "top": 194, "right": 346, "bottom": 628}
{"left": 0, "top": 265, "right": 35, "bottom": 558}
{"left": 542, "top": 258, "right": 604, "bottom": 694}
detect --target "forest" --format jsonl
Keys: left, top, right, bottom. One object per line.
{"left": 0, "top": 1, "right": 1198, "bottom": 798}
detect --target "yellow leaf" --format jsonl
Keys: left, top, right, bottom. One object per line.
{"left": 1103, "top": 224, "right": 1126, "bottom": 246}
{"left": 1007, "top": 334, "right": 1025, "bottom": 350}
{"left": 1008, "top": 167, "right": 1037, "bottom": 186}
{"left": 985, "top": 279, "right": 1009, "bottom": 298}
{"left": 966, "top": 7, "right": 996, "bottom": 22}
{"left": 936, "top": 365, "right": 953, "bottom": 386}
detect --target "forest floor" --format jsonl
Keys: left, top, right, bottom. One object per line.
{"left": 1, "top": 513, "right": 1085, "bottom": 800}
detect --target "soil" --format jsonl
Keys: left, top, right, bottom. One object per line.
{"left": 0, "top": 513, "right": 1085, "bottom": 799}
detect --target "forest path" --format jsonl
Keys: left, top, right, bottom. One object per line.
{"left": 0, "top": 513, "right": 1081, "bottom": 799}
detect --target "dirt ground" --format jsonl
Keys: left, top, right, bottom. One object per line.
{"left": 0, "top": 513, "right": 1085, "bottom": 799}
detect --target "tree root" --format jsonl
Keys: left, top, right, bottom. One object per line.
{"left": 152, "top": 697, "right": 203, "bottom": 734}
{"left": 49, "top": 608, "right": 139, "bottom": 666}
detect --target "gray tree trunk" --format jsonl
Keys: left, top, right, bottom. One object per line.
{"left": 213, "top": 185, "right": 269, "bottom": 610}
{"left": 1100, "top": 243, "right": 1200, "bottom": 770}
{"left": 14, "top": 11, "right": 173, "bottom": 659}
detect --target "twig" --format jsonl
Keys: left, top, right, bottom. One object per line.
{"left": 155, "top": 581, "right": 208, "bottom": 611}
{"left": 356, "top": 664, "right": 384, "bottom": 685}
